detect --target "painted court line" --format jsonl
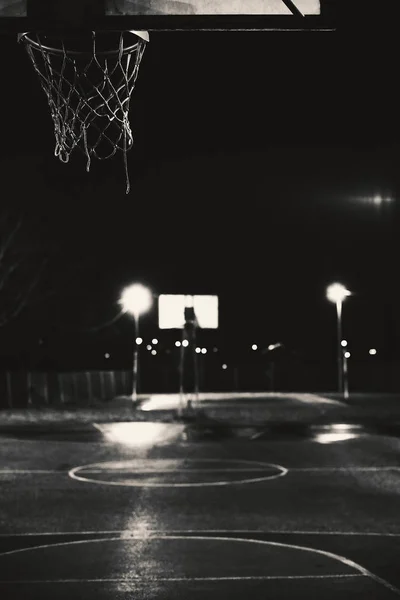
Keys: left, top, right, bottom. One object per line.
{"left": 68, "top": 458, "right": 288, "bottom": 487}
{"left": 0, "top": 574, "right": 364, "bottom": 583}
{"left": 0, "top": 535, "right": 398, "bottom": 595}
{"left": 290, "top": 467, "right": 400, "bottom": 472}
{"left": 1, "top": 529, "right": 400, "bottom": 537}
{"left": 83, "top": 468, "right": 285, "bottom": 473}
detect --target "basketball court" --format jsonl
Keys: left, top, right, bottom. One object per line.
{"left": 0, "top": 2, "right": 399, "bottom": 597}
{"left": 1, "top": 414, "right": 400, "bottom": 599}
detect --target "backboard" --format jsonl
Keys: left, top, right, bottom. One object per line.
{"left": 0, "top": 0, "right": 336, "bottom": 32}
{"left": 159, "top": 295, "right": 219, "bottom": 329}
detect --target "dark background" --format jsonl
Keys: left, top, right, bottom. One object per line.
{"left": 0, "top": 6, "right": 398, "bottom": 391}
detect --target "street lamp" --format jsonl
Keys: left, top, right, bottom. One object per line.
{"left": 119, "top": 283, "right": 153, "bottom": 403}
{"left": 326, "top": 283, "right": 351, "bottom": 396}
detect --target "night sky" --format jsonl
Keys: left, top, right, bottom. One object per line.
{"left": 0, "top": 22, "right": 399, "bottom": 368}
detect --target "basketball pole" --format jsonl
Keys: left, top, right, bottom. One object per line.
{"left": 132, "top": 313, "right": 139, "bottom": 403}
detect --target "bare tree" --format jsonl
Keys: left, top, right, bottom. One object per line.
{"left": 0, "top": 212, "right": 47, "bottom": 327}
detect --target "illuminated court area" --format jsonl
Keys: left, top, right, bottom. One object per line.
{"left": 1, "top": 412, "right": 400, "bottom": 599}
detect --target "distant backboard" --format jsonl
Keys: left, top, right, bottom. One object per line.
{"left": 0, "top": 0, "right": 337, "bottom": 32}
{"left": 159, "top": 294, "right": 219, "bottom": 329}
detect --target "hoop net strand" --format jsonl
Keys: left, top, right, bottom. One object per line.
{"left": 20, "top": 31, "right": 147, "bottom": 194}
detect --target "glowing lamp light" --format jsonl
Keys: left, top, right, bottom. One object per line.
{"left": 152, "top": 338, "right": 158, "bottom": 345}
{"left": 369, "top": 348, "right": 377, "bottom": 355}
{"left": 119, "top": 284, "right": 153, "bottom": 317}
{"left": 195, "top": 347, "right": 201, "bottom": 354}
{"left": 146, "top": 345, "right": 152, "bottom": 351}
{"left": 252, "top": 344, "right": 258, "bottom": 350}
{"left": 105, "top": 353, "right": 110, "bottom": 359}
{"left": 344, "top": 351, "right": 351, "bottom": 359}
{"left": 175, "top": 341, "right": 181, "bottom": 347}
{"left": 341, "top": 340, "right": 348, "bottom": 347}
{"left": 326, "top": 283, "right": 351, "bottom": 304}
{"left": 136, "top": 337, "right": 143, "bottom": 345}
{"left": 182, "top": 340, "right": 189, "bottom": 347}
{"left": 151, "top": 349, "right": 157, "bottom": 356}
{"left": 222, "top": 364, "right": 228, "bottom": 370}
{"left": 201, "top": 348, "right": 207, "bottom": 354}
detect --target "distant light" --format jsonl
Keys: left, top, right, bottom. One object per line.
{"left": 222, "top": 363, "right": 228, "bottom": 370}
{"left": 213, "top": 347, "right": 218, "bottom": 352}
{"left": 195, "top": 347, "right": 201, "bottom": 354}
{"left": 373, "top": 195, "right": 383, "bottom": 206}
{"left": 151, "top": 349, "right": 157, "bottom": 356}
{"left": 372, "top": 195, "right": 393, "bottom": 206}
{"left": 252, "top": 344, "right": 258, "bottom": 351}
{"left": 326, "top": 283, "right": 351, "bottom": 304}
{"left": 344, "top": 351, "right": 351, "bottom": 359}
{"left": 175, "top": 341, "right": 181, "bottom": 347}
{"left": 152, "top": 338, "right": 158, "bottom": 345}
{"left": 105, "top": 353, "right": 110, "bottom": 359}
{"left": 182, "top": 340, "right": 189, "bottom": 347}
{"left": 369, "top": 348, "right": 377, "bottom": 355}
{"left": 341, "top": 340, "right": 348, "bottom": 347}
{"left": 268, "top": 343, "right": 283, "bottom": 351}
{"left": 201, "top": 348, "right": 207, "bottom": 354}
{"left": 146, "top": 345, "right": 152, "bottom": 351}
{"left": 136, "top": 337, "right": 143, "bottom": 345}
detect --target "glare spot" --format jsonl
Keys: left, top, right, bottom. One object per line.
{"left": 201, "top": 348, "right": 207, "bottom": 354}
{"left": 314, "top": 432, "right": 359, "bottom": 444}
{"left": 96, "top": 422, "right": 184, "bottom": 447}
{"left": 369, "top": 348, "right": 377, "bottom": 355}
{"left": 152, "top": 338, "right": 158, "bottom": 345}
{"left": 182, "top": 340, "right": 189, "bottom": 347}
{"left": 313, "top": 424, "right": 361, "bottom": 444}
{"left": 175, "top": 341, "right": 181, "bottom": 347}
{"left": 151, "top": 349, "right": 157, "bottom": 356}
{"left": 252, "top": 344, "right": 258, "bottom": 351}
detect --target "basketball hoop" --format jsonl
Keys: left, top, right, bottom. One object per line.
{"left": 19, "top": 30, "right": 149, "bottom": 194}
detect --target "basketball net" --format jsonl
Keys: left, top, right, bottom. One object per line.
{"left": 19, "top": 30, "right": 149, "bottom": 194}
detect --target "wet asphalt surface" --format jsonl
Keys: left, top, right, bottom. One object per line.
{"left": 1, "top": 414, "right": 400, "bottom": 598}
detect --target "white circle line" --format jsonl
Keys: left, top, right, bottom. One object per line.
{"left": 82, "top": 468, "right": 284, "bottom": 473}
{"left": 68, "top": 459, "right": 288, "bottom": 487}
{"left": 0, "top": 535, "right": 397, "bottom": 595}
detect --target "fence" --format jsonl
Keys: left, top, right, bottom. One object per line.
{"left": 0, "top": 370, "right": 133, "bottom": 409}
{"left": 0, "top": 359, "right": 399, "bottom": 409}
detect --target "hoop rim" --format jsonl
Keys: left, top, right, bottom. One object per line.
{"left": 18, "top": 29, "right": 149, "bottom": 56}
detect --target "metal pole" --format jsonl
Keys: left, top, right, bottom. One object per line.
{"left": 132, "top": 314, "right": 139, "bottom": 403}
{"left": 336, "top": 300, "right": 343, "bottom": 395}
{"left": 343, "top": 350, "right": 349, "bottom": 399}
{"left": 179, "top": 328, "right": 185, "bottom": 413}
